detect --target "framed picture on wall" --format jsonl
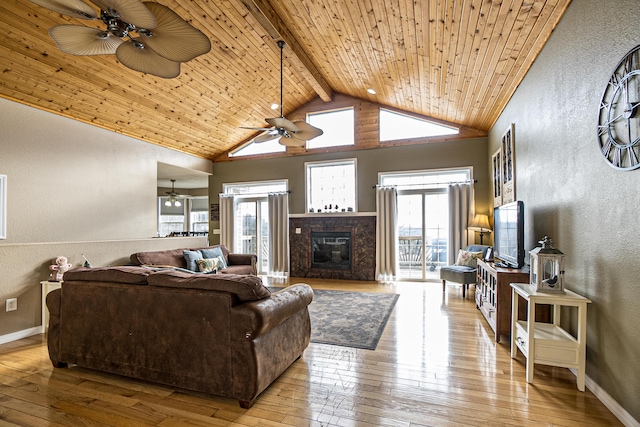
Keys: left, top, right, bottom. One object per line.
{"left": 492, "top": 148, "right": 502, "bottom": 207}
{"left": 501, "top": 123, "right": 515, "bottom": 204}
{"left": 0, "top": 175, "right": 6, "bottom": 239}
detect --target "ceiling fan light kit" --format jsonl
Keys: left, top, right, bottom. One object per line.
{"left": 28, "top": 0, "right": 211, "bottom": 78}
{"left": 164, "top": 179, "right": 182, "bottom": 207}
{"left": 240, "top": 40, "right": 323, "bottom": 147}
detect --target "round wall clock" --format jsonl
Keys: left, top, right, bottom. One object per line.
{"left": 597, "top": 44, "right": 640, "bottom": 170}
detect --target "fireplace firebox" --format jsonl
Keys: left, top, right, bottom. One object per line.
{"left": 311, "top": 231, "right": 351, "bottom": 270}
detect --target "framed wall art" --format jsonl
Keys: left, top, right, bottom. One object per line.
{"left": 501, "top": 123, "right": 515, "bottom": 204}
{"left": 492, "top": 148, "right": 502, "bottom": 207}
{"left": 0, "top": 175, "right": 6, "bottom": 239}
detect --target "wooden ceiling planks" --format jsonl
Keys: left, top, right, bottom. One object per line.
{"left": 0, "top": 0, "right": 571, "bottom": 160}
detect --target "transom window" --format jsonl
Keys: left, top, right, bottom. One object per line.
{"left": 379, "top": 109, "right": 458, "bottom": 142}
{"left": 306, "top": 108, "right": 355, "bottom": 149}
{"left": 229, "top": 137, "right": 286, "bottom": 157}
{"left": 306, "top": 159, "right": 357, "bottom": 212}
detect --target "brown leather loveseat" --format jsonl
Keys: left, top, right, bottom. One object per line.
{"left": 46, "top": 266, "right": 313, "bottom": 408}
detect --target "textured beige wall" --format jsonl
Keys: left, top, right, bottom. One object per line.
{"left": 489, "top": 0, "right": 640, "bottom": 420}
{"left": 0, "top": 97, "right": 211, "bottom": 337}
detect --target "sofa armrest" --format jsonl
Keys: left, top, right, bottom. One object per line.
{"left": 228, "top": 253, "right": 257, "bottom": 275}
{"left": 228, "top": 253, "right": 256, "bottom": 266}
{"left": 230, "top": 284, "right": 313, "bottom": 340}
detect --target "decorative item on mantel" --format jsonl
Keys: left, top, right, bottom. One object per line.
{"left": 529, "top": 236, "right": 565, "bottom": 293}
{"left": 49, "top": 256, "right": 72, "bottom": 282}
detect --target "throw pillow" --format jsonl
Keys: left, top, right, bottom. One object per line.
{"left": 200, "top": 247, "right": 228, "bottom": 268}
{"left": 455, "top": 250, "right": 483, "bottom": 267}
{"left": 197, "top": 258, "right": 216, "bottom": 273}
{"left": 183, "top": 250, "right": 204, "bottom": 271}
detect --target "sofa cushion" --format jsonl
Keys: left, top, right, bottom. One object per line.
{"left": 63, "top": 266, "right": 150, "bottom": 285}
{"left": 131, "top": 248, "right": 188, "bottom": 268}
{"left": 148, "top": 270, "right": 270, "bottom": 302}
{"left": 183, "top": 250, "right": 204, "bottom": 271}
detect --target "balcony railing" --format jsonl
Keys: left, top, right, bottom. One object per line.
{"left": 399, "top": 236, "right": 447, "bottom": 272}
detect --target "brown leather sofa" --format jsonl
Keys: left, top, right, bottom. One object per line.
{"left": 46, "top": 266, "right": 313, "bottom": 408}
{"left": 130, "top": 244, "right": 257, "bottom": 275}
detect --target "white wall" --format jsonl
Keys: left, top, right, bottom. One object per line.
{"left": 489, "top": 0, "right": 640, "bottom": 422}
{"left": 0, "top": 97, "right": 211, "bottom": 336}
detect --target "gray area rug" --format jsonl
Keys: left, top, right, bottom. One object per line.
{"left": 269, "top": 287, "right": 399, "bottom": 350}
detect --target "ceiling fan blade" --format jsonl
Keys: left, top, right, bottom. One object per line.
{"left": 240, "top": 126, "right": 274, "bottom": 131}
{"left": 138, "top": 3, "right": 211, "bottom": 62}
{"left": 49, "top": 25, "right": 123, "bottom": 55}
{"left": 254, "top": 133, "right": 280, "bottom": 143}
{"left": 90, "top": 0, "right": 157, "bottom": 29}
{"left": 116, "top": 39, "right": 180, "bottom": 78}
{"left": 266, "top": 117, "right": 300, "bottom": 132}
{"left": 28, "top": 0, "right": 97, "bottom": 19}
{"left": 278, "top": 136, "right": 306, "bottom": 147}
{"left": 290, "top": 121, "right": 323, "bottom": 141}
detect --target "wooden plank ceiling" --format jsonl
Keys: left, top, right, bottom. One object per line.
{"left": 0, "top": 0, "right": 571, "bottom": 161}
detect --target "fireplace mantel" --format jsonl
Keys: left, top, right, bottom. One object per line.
{"left": 289, "top": 215, "right": 376, "bottom": 281}
{"left": 290, "top": 212, "right": 375, "bottom": 218}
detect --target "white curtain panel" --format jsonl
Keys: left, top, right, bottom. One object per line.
{"left": 447, "top": 183, "right": 474, "bottom": 264}
{"left": 375, "top": 186, "right": 398, "bottom": 279}
{"left": 219, "top": 194, "right": 235, "bottom": 251}
{"left": 268, "top": 192, "right": 290, "bottom": 276}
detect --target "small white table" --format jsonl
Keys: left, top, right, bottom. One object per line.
{"left": 41, "top": 280, "right": 62, "bottom": 332}
{"left": 510, "top": 283, "right": 591, "bottom": 391}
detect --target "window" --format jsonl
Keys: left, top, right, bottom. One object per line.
{"left": 306, "top": 108, "right": 355, "bottom": 149}
{"left": 158, "top": 197, "right": 185, "bottom": 237}
{"left": 379, "top": 109, "right": 458, "bottom": 142}
{"left": 306, "top": 159, "right": 356, "bottom": 212}
{"left": 189, "top": 197, "right": 209, "bottom": 232}
{"left": 158, "top": 196, "right": 209, "bottom": 237}
{"left": 230, "top": 137, "right": 286, "bottom": 157}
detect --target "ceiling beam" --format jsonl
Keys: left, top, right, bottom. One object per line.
{"left": 238, "top": 0, "right": 333, "bottom": 102}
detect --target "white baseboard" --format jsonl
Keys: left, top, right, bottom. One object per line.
{"left": 0, "top": 326, "right": 42, "bottom": 345}
{"left": 569, "top": 368, "right": 639, "bottom": 427}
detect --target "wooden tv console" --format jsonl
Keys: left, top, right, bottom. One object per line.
{"left": 475, "top": 259, "right": 550, "bottom": 342}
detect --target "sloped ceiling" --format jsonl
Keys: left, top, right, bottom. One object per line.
{"left": 0, "top": 0, "right": 571, "bottom": 161}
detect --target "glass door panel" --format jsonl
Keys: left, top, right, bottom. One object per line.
{"left": 424, "top": 193, "right": 449, "bottom": 275}
{"left": 258, "top": 200, "right": 268, "bottom": 274}
{"left": 398, "top": 194, "right": 424, "bottom": 280}
{"left": 235, "top": 199, "right": 269, "bottom": 275}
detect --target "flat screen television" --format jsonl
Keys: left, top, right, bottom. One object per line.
{"left": 493, "top": 201, "right": 525, "bottom": 268}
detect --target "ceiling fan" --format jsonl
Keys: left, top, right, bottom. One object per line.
{"left": 164, "top": 179, "right": 184, "bottom": 207}
{"left": 27, "top": 0, "right": 211, "bottom": 78}
{"left": 241, "top": 40, "right": 323, "bottom": 147}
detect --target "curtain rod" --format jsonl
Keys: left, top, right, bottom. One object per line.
{"left": 372, "top": 179, "right": 477, "bottom": 189}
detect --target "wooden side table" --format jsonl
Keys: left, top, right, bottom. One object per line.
{"left": 41, "top": 280, "right": 62, "bottom": 332}
{"left": 510, "top": 283, "right": 591, "bottom": 391}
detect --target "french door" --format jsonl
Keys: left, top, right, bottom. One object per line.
{"left": 397, "top": 190, "right": 449, "bottom": 281}
{"left": 235, "top": 198, "right": 269, "bottom": 274}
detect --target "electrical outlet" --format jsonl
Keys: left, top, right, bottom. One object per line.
{"left": 6, "top": 298, "right": 17, "bottom": 312}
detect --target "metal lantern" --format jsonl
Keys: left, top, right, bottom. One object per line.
{"left": 529, "top": 236, "right": 565, "bottom": 293}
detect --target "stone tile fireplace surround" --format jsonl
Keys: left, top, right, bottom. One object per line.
{"left": 289, "top": 214, "right": 376, "bottom": 280}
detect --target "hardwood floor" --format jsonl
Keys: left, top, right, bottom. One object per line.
{"left": 0, "top": 278, "right": 622, "bottom": 426}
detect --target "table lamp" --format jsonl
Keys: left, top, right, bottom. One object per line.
{"left": 468, "top": 214, "right": 492, "bottom": 245}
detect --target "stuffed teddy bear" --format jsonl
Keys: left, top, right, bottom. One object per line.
{"left": 49, "top": 256, "right": 72, "bottom": 281}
